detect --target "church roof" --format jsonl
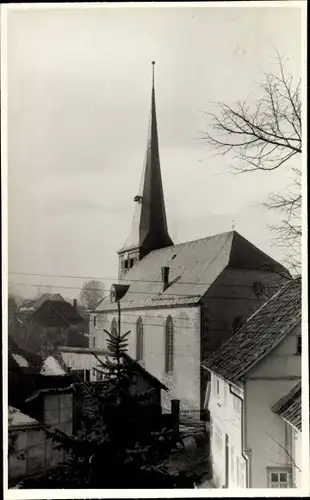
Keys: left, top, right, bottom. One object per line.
{"left": 202, "top": 276, "right": 301, "bottom": 382}
{"left": 96, "top": 230, "right": 289, "bottom": 311}
{"left": 119, "top": 62, "right": 173, "bottom": 256}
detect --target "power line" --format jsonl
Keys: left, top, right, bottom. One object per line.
{"left": 8, "top": 270, "right": 286, "bottom": 289}
{"left": 8, "top": 280, "right": 274, "bottom": 302}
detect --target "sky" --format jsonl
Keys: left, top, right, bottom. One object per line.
{"left": 5, "top": 3, "right": 302, "bottom": 301}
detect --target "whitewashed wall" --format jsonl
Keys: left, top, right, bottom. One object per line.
{"left": 244, "top": 324, "right": 301, "bottom": 488}
{"left": 91, "top": 306, "right": 201, "bottom": 410}
{"left": 208, "top": 372, "right": 247, "bottom": 488}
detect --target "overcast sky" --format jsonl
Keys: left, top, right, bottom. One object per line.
{"left": 6, "top": 4, "right": 302, "bottom": 300}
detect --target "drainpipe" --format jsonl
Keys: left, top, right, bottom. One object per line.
{"left": 229, "top": 384, "right": 250, "bottom": 488}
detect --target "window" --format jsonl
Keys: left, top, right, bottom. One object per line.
{"left": 268, "top": 469, "right": 292, "bottom": 488}
{"left": 92, "top": 368, "right": 96, "bottom": 378}
{"left": 93, "top": 337, "right": 96, "bottom": 348}
{"left": 111, "top": 317, "right": 118, "bottom": 338}
{"left": 93, "top": 316, "right": 97, "bottom": 327}
{"left": 129, "top": 258, "right": 134, "bottom": 268}
{"left": 136, "top": 317, "right": 144, "bottom": 361}
{"left": 232, "top": 316, "right": 244, "bottom": 334}
{"left": 231, "top": 446, "right": 235, "bottom": 476}
{"left": 165, "top": 316, "right": 174, "bottom": 373}
{"left": 216, "top": 379, "right": 220, "bottom": 397}
{"left": 297, "top": 335, "right": 301, "bottom": 354}
{"left": 84, "top": 370, "right": 90, "bottom": 382}
{"left": 124, "top": 259, "right": 129, "bottom": 269}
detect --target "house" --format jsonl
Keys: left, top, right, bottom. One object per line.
{"left": 273, "top": 381, "right": 302, "bottom": 488}
{"left": 202, "top": 277, "right": 302, "bottom": 489}
{"left": 90, "top": 63, "right": 290, "bottom": 416}
{"left": 8, "top": 406, "right": 47, "bottom": 485}
{"left": 10, "top": 295, "right": 84, "bottom": 355}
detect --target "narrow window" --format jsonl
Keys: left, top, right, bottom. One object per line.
{"left": 165, "top": 315, "right": 174, "bottom": 373}
{"left": 297, "top": 335, "right": 301, "bottom": 355}
{"left": 136, "top": 316, "right": 144, "bottom": 361}
{"left": 93, "top": 337, "right": 96, "bottom": 348}
{"left": 216, "top": 379, "right": 220, "bottom": 396}
{"left": 92, "top": 368, "right": 96, "bottom": 378}
{"left": 84, "top": 370, "right": 90, "bottom": 382}
{"left": 130, "top": 258, "right": 134, "bottom": 268}
{"left": 124, "top": 259, "right": 129, "bottom": 269}
{"left": 93, "top": 316, "right": 97, "bottom": 327}
{"left": 111, "top": 317, "right": 118, "bottom": 338}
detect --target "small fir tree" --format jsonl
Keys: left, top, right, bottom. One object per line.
{"left": 19, "top": 303, "right": 198, "bottom": 488}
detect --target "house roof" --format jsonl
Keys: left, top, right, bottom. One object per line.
{"left": 32, "top": 299, "right": 83, "bottom": 326}
{"left": 25, "top": 385, "right": 75, "bottom": 403}
{"left": 272, "top": 381, "right": 302, "bottom": 431}
{"left": 56, "top": 347, "right": 168, "bottom": 390}
{"left": 96, "top": 230, "right": 289, "bottom": 311}
{"left": 40, "top": 356, "right": 67, "bottom": 376}
{"left": 8, "top": 406, "right": 40, "bottom": 428}
{"left": 202, "top": 276, "right": 301, "bottom": 383}
{"left": 18, "top": 293, "right": 65, "bottom": 315}
{"left": 122, "top": 353, "right": 168, "bottom": 391}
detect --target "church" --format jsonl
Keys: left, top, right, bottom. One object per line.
{"left": 90, "top": 63, "right": 290, "bottom": 414}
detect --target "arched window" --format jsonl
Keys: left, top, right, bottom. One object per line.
{"left": 165, "top": 315, "right": 174, "bottom": 373}
{"left": 111, "top": 317, "right": 118, "bottom": 338}
{"left": 136, "top": 317, "right": 144, "bottom": 361}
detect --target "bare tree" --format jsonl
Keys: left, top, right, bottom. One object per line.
{"left": 203, "top": 51, "right": 301, "bottom": 273}
{"left": 80, "top": 280, "right": 105, "bottom": 310}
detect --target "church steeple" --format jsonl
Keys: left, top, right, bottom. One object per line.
{"left": 118, "top": 62, "right": 173, "bottom": 279}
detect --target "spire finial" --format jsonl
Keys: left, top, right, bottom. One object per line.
{"left": 152, "top": 61, "right": 155, "bottom": 87}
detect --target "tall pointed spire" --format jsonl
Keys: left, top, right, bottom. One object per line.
{"left": 118, "top": 62, "right": 173, "bottom": 278}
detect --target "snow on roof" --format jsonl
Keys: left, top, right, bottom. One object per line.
{"left": 12, "top": 353, "right": 29, "bottom": 368}
{"left": 40, "top": 356, "right": 66, "bottom": 376}
{"left": 8, "top": 407, "right": 39, "bottom": 428}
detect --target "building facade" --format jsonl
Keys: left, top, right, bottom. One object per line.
{"left": 204, "top": 278, "right": 302, "bottom": 488}
{"left": 91, "top": 63, "right": 290, "bottom": 415}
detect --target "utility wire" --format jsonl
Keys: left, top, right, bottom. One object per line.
{"left": 8, "top": 270, "right": 286, "bottom": 288}
{"left": 8, "top": 280, "right": 273, "bottom": 302}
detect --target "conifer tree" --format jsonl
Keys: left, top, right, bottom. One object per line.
{"left": 19, "top": 303, "right": 198, "bottom": 488}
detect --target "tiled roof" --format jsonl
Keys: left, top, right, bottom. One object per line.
{"left": 18, "top": 294, "right": 65, "bottom": 315}
{"left": 96, "top": 231, "right": 289, "bottom": 311}
{"left": 32, "top": 299, "right": 83, "bottom": 326}
{"left": 272, "top": 382, "right": 302, "bottom": 431}
{"left": 202, "top": 277, "right": 301, "bottom": 383}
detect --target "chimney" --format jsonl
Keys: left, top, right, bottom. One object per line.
{"left": 73, "top": 299, "right": 77, "bottom": 310}
{"left": 161, "top": 266, "right": 170, "bottom": 292}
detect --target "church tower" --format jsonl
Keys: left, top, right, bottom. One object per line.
{"left": 118, "top": 62, "right": 173, "bottom": 280}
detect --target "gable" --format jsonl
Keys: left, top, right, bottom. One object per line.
{"left": 202, "top": 277, "right": 301, "bottom": 382}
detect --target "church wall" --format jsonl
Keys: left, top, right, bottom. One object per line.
{"left": 201, "top": 267, "right": 287, "bottom": 358}
{"left": 200, "top": 267, "right": 287, "bottom": 409}
{"left": 91, "top": 306, "right": 201, "bottom": 412}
